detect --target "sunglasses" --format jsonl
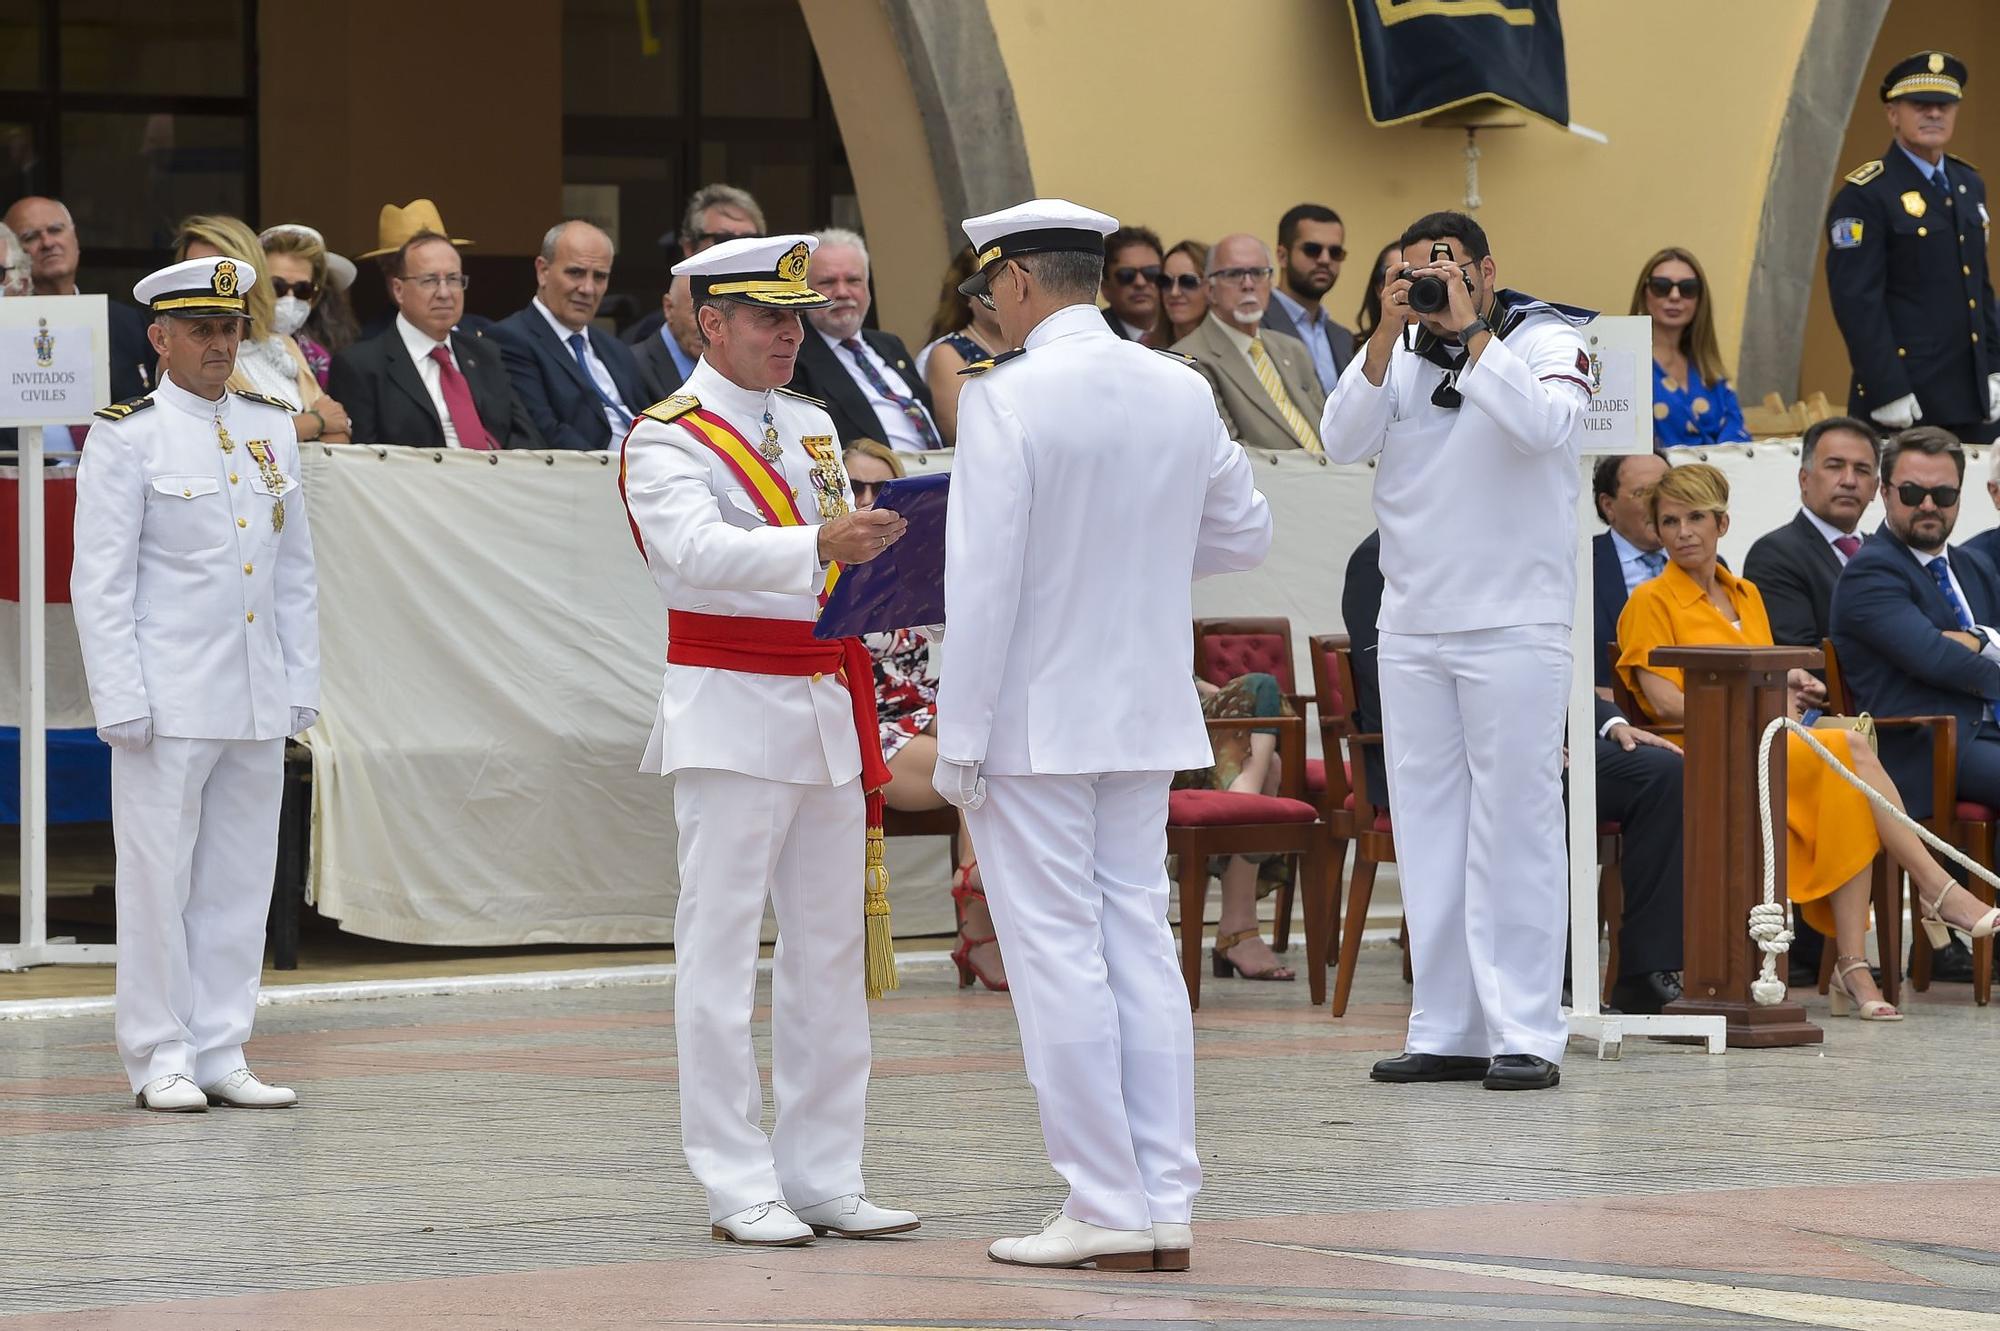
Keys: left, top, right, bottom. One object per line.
{"left": 1162, "top": 272, "right": 1202, "bottom": 293}
{"left": 1113, "top": 265, "right": 1165, "bottom": 288}
{"left": 1296, "top": 241, "right": 1347, "bottom": 262}
{"left": 1647, "top": 276, "right": 1702, "bottom": 299}
{"left": 694, "top": 230, "right": 762, "bottom": 249}
{"left": 851, "top": 480, "right": 887, "bottom": 502}
{"left": 268, "top": 277, "right": 318, "bottom": 302}
{"left": 1896, "top": 481, "right": 1961, "bottom": 508}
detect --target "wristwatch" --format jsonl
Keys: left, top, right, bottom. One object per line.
{"left": 1457, "top": 315, "right": 1492, "bottom": 341}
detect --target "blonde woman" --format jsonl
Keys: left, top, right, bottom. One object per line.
{"left": 1631, "top": 246, "right": 1747, "bottom": 447}
{"left": 174, "top": 214, "right": 350, "bottom": 443}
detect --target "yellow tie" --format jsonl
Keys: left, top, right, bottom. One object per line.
{"left": 1248, "top": 338, "right": 1323, "bottom": 453}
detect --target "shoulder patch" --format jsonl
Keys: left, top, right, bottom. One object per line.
{"left": 1830, "top": 217, "right": 1866, "bottom": 249}
{"left": 93, "top": 395, "right": 156, "bottom": 422}
{"left": 958, "top": 347, "right": 1028, "bottom": 377}
{"left": 773, "top": 386, "right": 825, "bottom": 407}
{"left": 1845, "top": 159, "right": 1884, "bottom": 186}
{"left": 640, "top": 393, "right": 699, "bottom": 424}
{"left": 1152, "top": 347, "right": 1198, "bottom": 367}
{"left": 231, "top": 389, "right": 295, "bottom": 411}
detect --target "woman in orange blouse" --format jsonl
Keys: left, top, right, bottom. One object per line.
{"left": 1617, "top": 463, "right": 1979, "bottom": 1021}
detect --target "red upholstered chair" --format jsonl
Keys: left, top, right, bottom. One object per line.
{"left": 1192, "top": 618, "right": 1315, "bottom": 952}
{"left": 1168, "top": 713, "right": 1335, "bottom": 1010}
{"left": 1311, "top": 636, "right": 1404, "bottom": 1017}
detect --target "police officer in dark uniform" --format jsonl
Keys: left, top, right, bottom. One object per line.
{"left": 1827, "top": 51, "right": 2000, "bottom": 444}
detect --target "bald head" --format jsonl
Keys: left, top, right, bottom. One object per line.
{"left": 1206, "top": 233, "right": 1275, "bottom": 333}
{"left": 535, "top": 219, "right": 616, "bottom": 331}
{"left": 2, "top": 196, "right": 79, "bottom": 294}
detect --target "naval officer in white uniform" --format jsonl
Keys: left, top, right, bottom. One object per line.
{"left": 71, "top": 256, "right": 320, "bottom": 1112}
{"left": 934, "top": 200, "right": 1273, "bottom": 1271}
{"left": 618, "top": 234, "right": 919, "bottom": 1247}
{"left": 1320, "top": 210, "right": 1595, "bottom": 1092}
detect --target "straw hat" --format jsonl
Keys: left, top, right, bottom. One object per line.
{"left": 355, "top": 199, "right": 475, "bottom": 260}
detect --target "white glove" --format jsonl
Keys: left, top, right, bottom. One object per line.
{"left": 96, "top": 717, "right": 152, "bottom": 750}
{"left": 932, "top": 756, "right": 986, "bottom": 811}
{"left": 1869, "top": 392, "right": 1921, "bottom": 430}
{"left": 289, "top": 707, "right": 318, "bottom": 736}
{"left": 1986, "top": 372, "right": 2000, "bottom": 423}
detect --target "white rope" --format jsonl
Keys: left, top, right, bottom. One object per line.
{"left": 1753, "top": 715, "right": 2000, "bottom": 1004}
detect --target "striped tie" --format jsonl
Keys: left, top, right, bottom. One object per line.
{"left": 1248, "top": 338, "right": 1323, "bottom": 453}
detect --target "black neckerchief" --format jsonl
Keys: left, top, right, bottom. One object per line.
{"left": 1407, "top": 289, "right": 1599, "bottom": 409}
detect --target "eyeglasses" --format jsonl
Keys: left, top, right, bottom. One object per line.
{"left": 1162, "top": 272, "right": 1203, "bottom": 293}
{"left": 1112, "top": 265, "right": 1165, "bottom": 288}
{"left": 269, "top": 277, "right": 318, "bottom": 302}
{"left": 693, "top": 230, "right": 763, "bottom": 250}
{"left": 402, "top": 272, "right": 470, "bottom": 292}
{"left": 1209, "top": 266, "right": 1273, "bottom": 285}
{"left": 1296, "top": 241, "right": 1347, "bottom": 262}
{"left": 1895, "top": 481, "right": 1961, "bottom": 508}
{"left": 1647, "top": 276, "right": 1702, "bottom": 299}
{"left": 974, "top": 258, "right": 1021, "bottom": 311}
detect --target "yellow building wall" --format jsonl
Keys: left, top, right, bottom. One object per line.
{"left": 984, "top": 0, "right": 1815, "bottom": 372}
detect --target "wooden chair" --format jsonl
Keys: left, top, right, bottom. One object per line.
{"left": 1744, "top": 391, "right": 1799, "bottom": 439}
{"left": 1192, "top": 617, "right": 1315, "bottom": 953}
{"left": 1824, "top": 640, "right": 1990, "bottom": 1007}
{"left": 1312, "top": 636, "right": 1408, "bottom": 1017}
{"left": 1168, "top": 712, "right": 1334, "bottom": 1010}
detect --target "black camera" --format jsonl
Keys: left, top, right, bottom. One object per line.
{"left": 1398, "top": 241, "right": 1470, "bottom": 315}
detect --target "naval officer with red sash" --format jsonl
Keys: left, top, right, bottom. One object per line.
{"left": 617, "top": 233, "right": 919, "bottom": 1247}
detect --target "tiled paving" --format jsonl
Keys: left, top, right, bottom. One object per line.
{"left": 4, "top": 948, "right": 2000, "bottom": 1328}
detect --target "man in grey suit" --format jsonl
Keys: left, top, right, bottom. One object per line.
{"left": 1260, "top": 203, "right": 1356, "bottom": 394}
{"left": 1172, "top": 233, "right": 1327, "bottom": 452}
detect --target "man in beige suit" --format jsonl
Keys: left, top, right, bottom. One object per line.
{"left": 1172, "top": 233, "right": 1326, "bottom": 452}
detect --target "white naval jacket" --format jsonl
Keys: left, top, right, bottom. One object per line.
{"left": 620, "top": 358, "right": 862, "bottom": 785}
{"left": 70, "top": 374, "right": 320, "bottom": 740}
{"left": 936, "top": 303, "right": 1273, "bottom": 775}
{"left": 1320, "top": 308, "right": 1591, "bottom": 636}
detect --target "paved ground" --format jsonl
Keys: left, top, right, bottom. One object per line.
{"left": 3, "top": 949, "right": 1999, "bottom": 1329}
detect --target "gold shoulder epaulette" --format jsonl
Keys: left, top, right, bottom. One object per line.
{"left": 231, "top": 389, "right": 295, "bottom": 411}
{"left": 92, "top": 395, "right": 155, "bottom": 422}
{"left": 640, "top": 393, "right": 699, "bottom": 424}
{"left": 773, "top": 386, "right": 825, "bottom": 407}
{"left": 1845, "top": 159, "right": 1884, "bottom": 186}
{"left": 1153, "top": 347, "right": 1198, "bottom": 367}
{"left": 958, "top": 347, "right": 1027, "bottom": 377}
{"left": 1949, "top": 152, "right": 1980, "bottom": 174}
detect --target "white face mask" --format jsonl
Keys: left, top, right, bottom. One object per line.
{"left": 271, "top": 294, "right": 312, "bottom": 338}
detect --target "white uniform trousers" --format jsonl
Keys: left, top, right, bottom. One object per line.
{"left": 672, "top": 768, "right": 870, "bottom": 1222}
{"left": 112, "top": 736, "right": 283, "bottom": 1092}
{"left": 968, "top": 770, "right": 1199, "bottom": 1232}
{"left": 1379, "top": 624, "right": 1571, "bottom": 1064}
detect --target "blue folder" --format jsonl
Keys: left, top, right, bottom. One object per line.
{"left": 814, "top": 471, "right": 949, "bottom": 638}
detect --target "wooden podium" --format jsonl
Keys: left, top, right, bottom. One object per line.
{"left": 1653, "top": 645, "right": 1825, "bottom": 1048}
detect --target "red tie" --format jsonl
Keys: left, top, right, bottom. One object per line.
{"left": 1833, "top": 534, "right": 1862, "bottom": 561}
{"left": 428, "top": 344, "right": 495, "bottom": 450}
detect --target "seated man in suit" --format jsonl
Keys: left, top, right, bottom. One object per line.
{"left": 6, "top": 195, "right": 154, "bottom": 402}
{"left": 1744, "top": 415, "right": 1882, "bottom": 649}
{"left": 1173, "top": 233, "right": 1326, "bottom": 453}
{"left": 327, "top": 231, "right": 541, "bottom": 449}
{"left": 788, "top": 228, "right": 942, "bottom": 451}
{"left": 1965, "top": 446, "right": 2000, "bottom": 572}
{"left": 1098, "top": 224, "right": 1164, "bottom": 342}
{"left": 1590, "top": 451, "right": 1671, "bottom": 694}
{"left": 633, "top": 274, "right": 701, "bottom": 403}
{"left": 1262, "top": 203, "right": 1356, "bottom": 394}
{"left": 1343, "top": 528, "right": 1686, "bottom": 1013}
{"left": 492, "top": 221, "right": 646, "bottom": 450}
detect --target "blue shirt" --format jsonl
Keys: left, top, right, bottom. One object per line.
{"left": 1652, "top": 360, "right": 1749, "bottom": 446}
{"left": 1270, "top": 288, "right": 1339, "bottom": 393}
{"left": 659, "top": 327, "right": 697, "bottom": 381}
{"left": 1896, "top": 140, "right": 1950, "bottom": 191}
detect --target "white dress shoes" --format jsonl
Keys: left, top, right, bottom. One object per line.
{"left": 988, "top": 1212, "right": 1158, "bottom": 1270}
{"left": 201, "top": 1069, "right": 298, "bottom": 1108}
{"left": 134, "top": 1074, "right": 208, "bottom": 1113}
{"left": 792, "top": 1193, "right": 920, "bottom": 1238}
{"left": 1152, "top": 1222, "right": 1193, "bottom": 1271}
{"left": 710, "top": 1201, "right": 815, "bottom": 1247}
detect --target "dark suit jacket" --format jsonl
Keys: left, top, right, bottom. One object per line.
{"left": 632, "top": 329, "right": 694, "bottom": 405}
{"left": 106, "top": 299, "right": 153, "bottom": 404}
{"left": 1341, "top": 531, "right": 1389, "bottom": 805}
{"left": 1260, "top": 298, "right": 1356, "bottom": 387}
{"left": 787, "top": 328, "right": 936, "bottom": 447}
{"left": 1743, "top": 510, "right": 1846, "bottom": 652}
{"left": 621, "top": 309, "right": 666, "bottom": 346}
{"left": 1962, "top": 526, "right": 2000, "bottom": 576}
{"left": 327, "top": 326, "right": 543, "bottom": 449}
{"left": 490, "top": 307, "right": 646, "bottom": 451}
{"left": 1830, "top": 527, "right": 2000, "bottom": 818}
{"left": 1591, "top": 532, "right": 1637, "bottom": 690}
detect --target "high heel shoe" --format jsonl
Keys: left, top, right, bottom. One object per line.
{"left": 1915, "top": 879, "right": 2000, "bottom": 949}
{"left": 1829, "top": 955, "right": 1903, "bottom": 1021}
{"left": 950, "top": 865, "right": 1008, "bottom": 992}
{"left": 1211, "top": 928, "right": 1296, "bottom": 981}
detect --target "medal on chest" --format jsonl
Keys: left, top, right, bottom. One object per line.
{"left": 245, "top": 440, "right": 286, "bottom": 533}
{"left": 758, "top": 401, "right": 783, "bottom": 463}
{"left": 801, "top": 434, "right": 850, "bottom": 520}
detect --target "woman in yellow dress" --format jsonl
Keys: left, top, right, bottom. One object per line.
{"left": 1617, "top": 463, "right": 1982, "bottom": 1021}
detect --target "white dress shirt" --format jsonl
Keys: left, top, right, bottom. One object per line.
{"left": 533, "top": 297, "right": 630, "bottom": 438}
{"left": 818, "top": 329, "right": 938, "bottom": 454}
{"left": 1801, "top": 505, "right": 1861, "bottom": 565}
{"left": 396, "top": 313, "right": 464, "bottom": 448}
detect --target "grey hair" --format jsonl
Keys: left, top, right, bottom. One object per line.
{"left": 681, "top": 184, "right": 766, "bottom": 245}
{"left": 540, "top": 220, "right": 614, "bottom": 263}
{"left": 1018, "top": 250, "right": 1105, "bottom": 301}
{"left": 812, "top": 228, "right": 869, "bottom": 273}
{"left": 0, "top": 224, "right": 25, "bottom": 290}
{"left": 1205, "top": 234, "right": 1274, "bottom": 275}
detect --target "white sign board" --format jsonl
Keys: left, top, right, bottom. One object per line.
{"left": 1577, "top": 314, "right": 1653, "bottom": 456}
{"left": 0, "top": 294, "right": 109, "bottom": 427}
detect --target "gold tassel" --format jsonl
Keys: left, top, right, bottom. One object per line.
{"left": 864, "top": 819, "right": 898, "bottom": 999}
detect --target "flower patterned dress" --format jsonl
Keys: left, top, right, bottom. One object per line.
{"left": 866, "top": 629, "right": 937, "bottom": 758}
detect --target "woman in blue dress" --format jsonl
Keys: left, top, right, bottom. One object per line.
{"left": 1630, "top": 246, "right": 1750, "bottom": 447}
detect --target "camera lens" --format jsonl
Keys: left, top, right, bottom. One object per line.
{"left": 1408, "top": 274, "right": 1448, "bottom": 314}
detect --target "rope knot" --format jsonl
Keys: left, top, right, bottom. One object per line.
{"left": 1747, "top": 901, "right": 1794, "bottom": 956}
